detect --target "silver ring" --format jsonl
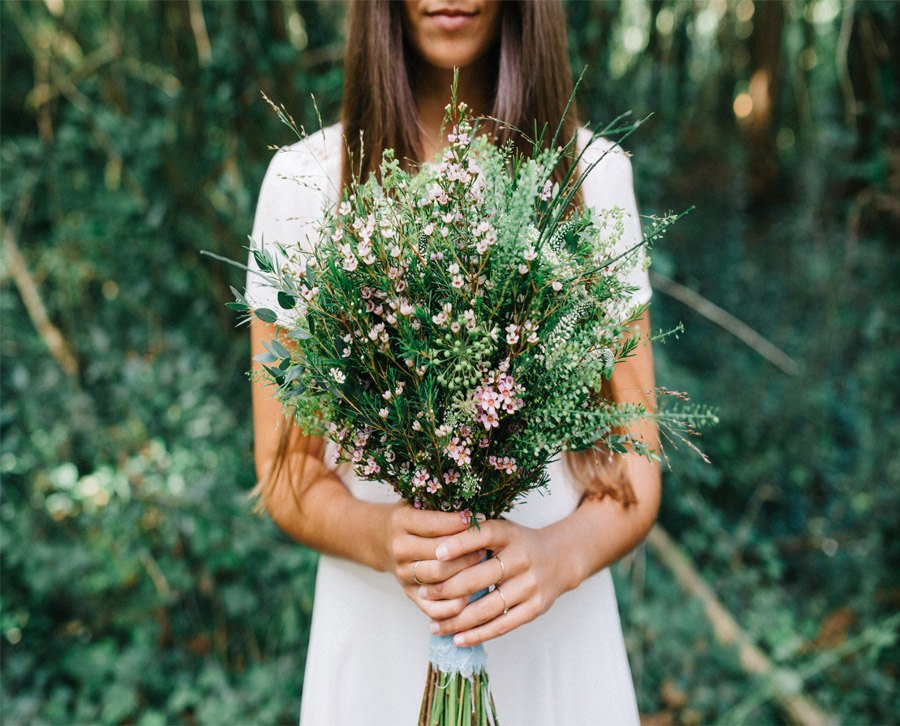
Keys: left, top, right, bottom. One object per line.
{"left": 495, "top": 585, "right": 509, "bottom": 615}
{"left": 412, "top": 560, "right": 423, "bottom": 586}
{"left": 493, "top": 553, "right": 505, "bottom": 586}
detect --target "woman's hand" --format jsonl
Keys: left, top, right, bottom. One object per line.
{"left": 380, "top": 502, "right": 488, "bottom": 622}
{"left": 418, "top": 519, "right": 580, "bottom": 647}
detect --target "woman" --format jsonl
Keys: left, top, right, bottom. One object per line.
{"left": 246, "top": 2, "right": 661, "bottom": 724}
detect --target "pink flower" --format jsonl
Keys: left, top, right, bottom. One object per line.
{"left": 540, "top": 179, "right": 553, "bottom": 201}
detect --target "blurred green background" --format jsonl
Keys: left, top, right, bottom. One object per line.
{"left": 1, "top": 1, "right": 897, "bottom": 724}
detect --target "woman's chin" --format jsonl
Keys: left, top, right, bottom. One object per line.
{"left": 417, "top": 43, "right": 494, "bottom": 73}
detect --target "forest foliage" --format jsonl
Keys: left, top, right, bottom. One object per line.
{"left": 1, "top": 1, "right": 897, "bottom": 724}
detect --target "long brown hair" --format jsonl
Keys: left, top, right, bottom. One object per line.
{"left": 340, "top": 0, "right": 578, "bottom": 190}
{"left": 256, "top": 0, "right": 641, "bottom": 512}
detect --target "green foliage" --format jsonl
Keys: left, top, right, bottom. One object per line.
{"left": 1, "top": 1, "right": 332, "bottom": 722}
{"left": 1, "top": 0, "right": 897, "bottom": 724}
{"left": 247, "top": 98, "right": 699, "bottom": 518}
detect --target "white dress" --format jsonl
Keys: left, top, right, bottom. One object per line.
{"left": 246, "top": 122, "right": 652, "bottom": 726}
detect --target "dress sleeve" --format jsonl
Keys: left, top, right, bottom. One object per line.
{"left": 576, "top": 128, "right": 652, "bottom": 308}
{"left": 245, "top": 130, "right": 340, "bottom": 313}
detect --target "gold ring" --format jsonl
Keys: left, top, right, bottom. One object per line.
{"left": 495, "top": 585, "right": 509, "bottom": 615}
{"left": 493, "top": 553, "right": 505, "bottom": 586}
{"left": 412, "top": 560, "right": 423, "bottom": 586}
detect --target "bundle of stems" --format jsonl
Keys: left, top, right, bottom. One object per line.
{"left": 419, "top": 666, "right": 498, "bottom": 726}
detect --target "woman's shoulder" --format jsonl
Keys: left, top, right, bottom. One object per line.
{"left": 251, "top": 122, "right": 344, "bottom": 243}
{"left": 575, "top": 125, "right": 634, "bottom": 176}
{"left": 260, "top": 121, "right": 344, "bottom": 201}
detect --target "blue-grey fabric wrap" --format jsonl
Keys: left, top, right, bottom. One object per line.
{"left": 427, "top": 586, "right": 489, "bottom": 678}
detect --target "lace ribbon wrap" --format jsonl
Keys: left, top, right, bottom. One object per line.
{"left": 427, "top": 584, "right": 490, "bottom": 678}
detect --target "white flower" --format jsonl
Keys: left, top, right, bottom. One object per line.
{"left": 551, "top": 280, "right": 563, "bottom": 292}
{"left": 379, "top": 408, "right": 389, "bottom": 418}
{"left": 518, "top": 263, "right": 529, "bottom": 275}
{"left": 329, "top": 368, "right": 346, "bottom": 384}
{"left": 523, "top": 248, "right": 537, "bottom": 261}
{"left": 389, "top": 244, "right": 401, "bottom": 257}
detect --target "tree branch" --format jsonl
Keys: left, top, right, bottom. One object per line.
{"left": 1, "top": 218, "right": 79, "bottom": 378}
{"left": 649, "top": 271, "right": 800, "bottom": 376}
{"left": 645, "top": 526, "right": 835, "bottom": 726}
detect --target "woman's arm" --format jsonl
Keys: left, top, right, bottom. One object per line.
{"left": 420, "top": 313, "right": 661, "bottom": 646}
{"left": 251, "top": 318, "right": 486, "bottom": 616}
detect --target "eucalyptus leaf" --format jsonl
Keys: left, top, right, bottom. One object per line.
{"left": 254, "top": 308, "right": 278, "bottom": 323}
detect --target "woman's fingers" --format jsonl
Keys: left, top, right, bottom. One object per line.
{"left": 435, "top": 520, "right": 508, "bottom": 562}
{"left": 449, "top": 595, "right": 537, "bottom": 647}
{"left": 406, "top": 548, "right": 487, "bottom": 586}
{"left": 429, "top": 576, "right": 538, "bottom": 645}
{"left": 404, "top": 585, "right": 469, "bottom": 621}
{"left": 399, "top": 506, "right": 472, "bottom": 538}
{"left": 419, "top": 552, "right": 508, "bottom": 600}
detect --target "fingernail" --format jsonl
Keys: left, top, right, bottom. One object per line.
{"left": 475, "top": 513, "right": 487, "bottom": 522}
{"left": 419, "top": 586, "right": 428, "bottom": 599}
{"left": 436, "top": 545, "right": 449, "bottom": 560}
{"left": 453, "top": 634, "right": 465, "bottom": 646}
{"left": 429, "top": 622, "right": 440, "bottom": 634}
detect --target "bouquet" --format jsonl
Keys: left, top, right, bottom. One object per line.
{"left": 227, "top": 82, "right": 715, "bottom": 725}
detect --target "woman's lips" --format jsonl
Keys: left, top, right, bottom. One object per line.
{"left": 426, "top": 9, "right": 477, "bottom": 32}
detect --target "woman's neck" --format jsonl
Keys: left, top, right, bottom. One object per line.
{"left": 413, "top": 56, "right": 496, "bottom": 162}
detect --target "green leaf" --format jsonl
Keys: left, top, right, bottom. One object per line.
{"left": 277, "top": 292, "right": 296, "bottom": 309}
{"left": 225, "top": 302, "right": 249, "bottom": 312}
{"left": 253, "top": 249, "right": 274, "bottom": 273}
{"left": 270, "top": 339, "right": 291, "bottom": 359}
{"left": 254, "top": 308, "right": 278, "bottom": 323}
